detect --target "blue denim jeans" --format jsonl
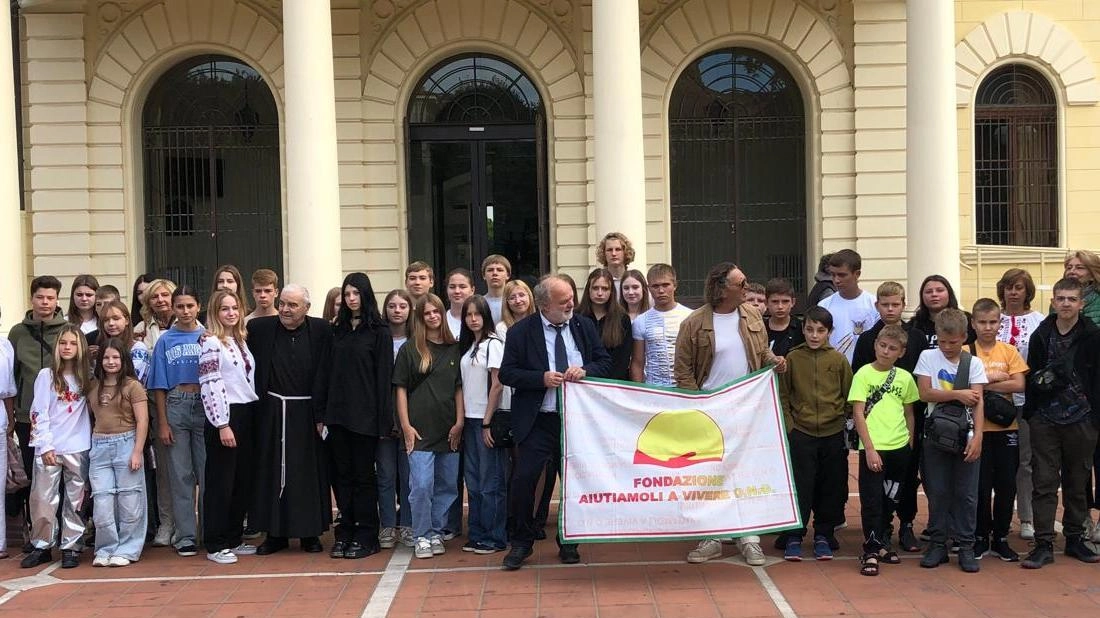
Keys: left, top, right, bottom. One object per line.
{"left": 463, "top": 420, "right": 508, "bottom": 549}
{"left": 165, "top": 390, "right": 206, "bottom": 548}
{"left": 407, "top": 450, "right": 459, "bottom": 540}
{"left": 90, "top": 431, "right": 147, "bottom": 561}
{"left": 376, "top": 437, "right": 410, "bottom": 528}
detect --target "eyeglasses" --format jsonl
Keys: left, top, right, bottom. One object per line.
{"left": 724, "top": 277, "right": 747, "bottom": 289}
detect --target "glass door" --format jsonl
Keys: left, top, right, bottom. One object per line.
{"left": 407, "top": 135, "right": 545, "bottom": 292}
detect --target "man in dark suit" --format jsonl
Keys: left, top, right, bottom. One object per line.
{"left": 499, "top": 274, "right": 611, "bottom": 570}
{"left": 247, "top": 284, "right": 334, "bottom": 554}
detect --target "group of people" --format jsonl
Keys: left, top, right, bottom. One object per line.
{"left": 1, "top": 233, "right": 1099, "bottom": 578}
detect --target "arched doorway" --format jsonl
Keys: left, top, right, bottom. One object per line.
{"left": 406, "top": 54, "right": 548, "bottom": 289}
{"left": 669, "top": 48, "right": 806, "bottom": 301}
{"left": 142, "top": 55, "right": 282, "bottom": 288}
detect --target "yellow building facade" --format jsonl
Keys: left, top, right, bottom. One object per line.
{"left": 2, "top": 0, "right": 1098, "bottom": 321}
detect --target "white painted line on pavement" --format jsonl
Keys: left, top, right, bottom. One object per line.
{"left": 752, "top": 566, "right": 798, "bottom": 618}
{"left": 361, "top": 546, "right": 413, "bottom": 618}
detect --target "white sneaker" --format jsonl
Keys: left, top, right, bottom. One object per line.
{"left": 232, "top": 543, "right": 257, "bottom": 555}
{"left": 430, "top": 536, "right": 446, "bottom": 555}
{"left": 206, "top": 549, "right": 238, "bottom": 565}
{"left": 108, "top": 556, "right": 131, "bottom": 567}
{"left": 92, "top": 554, "right": 110, "bottom": 567}
{"left": 414, "top": 537, "right": 433, "bottom": 559}
{"left": 687, "top": 539, "right": 722, "bottom": 563}
{"left": 398, "top": 527, "right": 415, "bottom": 548}
{"left": 739, "top": 541, "right": 767, "bottom": 566}
{"left": 379, "top": 527, "right": 397, "bottom": 549}
{"left": 1019, "top": 521, "right": 1035, "bottom": 540}
{"left": 152, "top": 526, "right": 173, "bottom": 547}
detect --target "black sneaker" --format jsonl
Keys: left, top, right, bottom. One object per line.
{"left": 973, "top": 537, "right": 989, "bottom": 559}
{"left": 990, "top": 537, "right": 1019, "bottom": 562}
{"left": 919, "top": 528, "right": 932, "bottom": 542}
{"left": 329, "top": 540, "right": 347, "bottom": 559}
{"left": 948, "top": 539, "right": 960, "bottom": 554}
{"left": 1064, "top": 536, "right": 1100, "bottom": 563}
{"left": 898, "top": 523, "right": 921, "bottom": 552}
{"left": 176, "top": 544, "right": 199, "bottom": 557}
{"left": 20, "top": 548, "right": 52, "bottom": 569}
{"left": 60, "top": 549, "right": 80, "bottom": 569}
{"left": 461, "top": 541, "right": 478, "bottom": 552}
{"left": 920, "top": 543, "right": 949, "bottom": 568}
{"left": 957, "top": 548, "right": 980, "bottom": 573}
{"left": 1021, "top": 540, "right": 1055, "bottom": 569}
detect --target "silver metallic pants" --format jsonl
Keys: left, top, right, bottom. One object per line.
{"left": 30, "top": 451, "right": 89, "bottom": 550}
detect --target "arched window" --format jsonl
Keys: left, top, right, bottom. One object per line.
{"left": 142, "top": 55, "right": 282, "bottom": 287}
{"left": 406, "top": 54, "right": 548, "bottom": 287}
{"left": 974, "top": 64, "right": 1058, "bottom": 247}
{"left": 669, "top": 48, "right": 806, "bottom": 301}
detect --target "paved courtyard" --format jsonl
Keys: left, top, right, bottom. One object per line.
{"left": 0, "top": 468, "right": 1097, "bottom": 618}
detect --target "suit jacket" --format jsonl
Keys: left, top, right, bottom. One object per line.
{"left": 499, "top": 312, "right": 612, "bottom": 443}
{"left": 248, "top": 315, "right": 334, "bottom": 422}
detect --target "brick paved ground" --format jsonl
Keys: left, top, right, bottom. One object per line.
{"left": 0, "top": 466, "right": 1097, "bottom": 617}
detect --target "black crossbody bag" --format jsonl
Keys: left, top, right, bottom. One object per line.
{"left": 845, "top": 367, "right": 896, "bottom": 450}
{"left": 924, "top": 353, "right": 974, "bottom": 454}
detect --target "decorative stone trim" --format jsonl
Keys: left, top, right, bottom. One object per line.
{"left": 956, "top": 11, "right": 1100, "bottom": 107}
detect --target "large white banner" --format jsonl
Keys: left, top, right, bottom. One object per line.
{"left": 560, "top": 368, "right": 800, "bottom": 543}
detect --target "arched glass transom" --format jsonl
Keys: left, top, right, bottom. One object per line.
{"left": 142, "top": 55, "right": 282, "bottom": 288}
{"left": 669, "top": 48, "right": 806, "bottom": 301}
{"left": 974, "top": 64, "right": 1058, "bottom": 247}
{"left": 409, "top": 54, "right": 542, "bottom": 124}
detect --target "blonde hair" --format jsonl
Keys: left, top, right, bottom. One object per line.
{"left": 1065, "top": 249, "right": 1100, "bottom": 286}
{"left": 206, "top": 290, "right": 248, "bottom": 345}
{"left": 140, "top": 279, "right": 177, "bottom": 325}
{"left": 409, "top": 293, "right": 453, "bottom": 374}
{"left": 53, "top": 324, "right": 92, "bottom": 396}
{"left": 501, "top": 280, "right": 535, "bottom": 328}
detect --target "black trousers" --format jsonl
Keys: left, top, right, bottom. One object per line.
{"left": 788, "top": 430, "right": 848, "bottom": 539}
{"left": 509, "top": 413, "right": 572, "bottom": 550}
{"left": 534, "top": 457, "right": 560, "bottom": 528}
{"left": 976, "top": 430, "right": 1019, "bottom": 541}
{"left": 858, "top": 445, "right": 910, "bottom": 553}
{"left": 203, "top": 402, "right": 257, "bottom": 553}
{"left": 896, "top": 406, "right": 925, "bottom": 524}
{"left": 328, "top": 425, "right": 380, "bottom": 548}
{"left": 1031, "top": 416, "right": 1098, "bottom": 543}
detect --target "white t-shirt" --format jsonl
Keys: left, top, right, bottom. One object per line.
{"left": 632, "top": 303, "right": 693, "bottom": 387}
{"left": 446, "top": 311, "right": 462, "bottom": 340}
{"left": 818, "top": 291, "right": 879, "bottom": 364}
{"left": 997, "top": 311, "right": 1044, "bottom": 406}
{"left": 79, "top": 317, "right": 97, "bottom": 335}
{"left": 914, "top": 348, "right": 989, "bottom": 414}
{"left": 460, "top": 336, "right": 504, "bottom": 420}
{"left": 0, "top": 338, "right": 16, "bottom": 400}
{"left": 701, "top": 310, "right": 750, "bottom": 390}
{"left": 392, "top": 336, "right": 407, "bottom": 362}
{"left": 485, "top": 295, "right": 503, "bottom": 324}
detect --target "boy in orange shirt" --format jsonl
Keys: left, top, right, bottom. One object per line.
{"left": 971, "top": 298, "right": 1028, "bottom": 561}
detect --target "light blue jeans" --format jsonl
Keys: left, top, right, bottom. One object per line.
{"left": 90, "top": 431, "right": 147, "bottom": 561}
{"left": 407, "top": 450, "right": 459, "bottom": 540}
{"left": 376, "top": 437, "right": 410, "bottom": 528}
{"left": 463, "top": 420, "right": 508, "bottom": 549}
{"left": 165, "top": 390, "right": 206, "bottom": 549}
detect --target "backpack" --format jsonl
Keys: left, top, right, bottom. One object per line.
{"left": 924, "top": 352, "right": 974, "bottom": 455}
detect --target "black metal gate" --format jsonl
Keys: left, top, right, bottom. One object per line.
{"left": 142, "top": 55, "right": 282, "bottom": 289}
{"left": 669, "top": 48, "right": 806, "bottom": 303}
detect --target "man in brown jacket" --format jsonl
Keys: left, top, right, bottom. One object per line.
{"left": 674, "top": 262, "right": 786, "bottom": 566}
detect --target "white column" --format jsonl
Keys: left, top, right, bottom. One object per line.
{"left": 906, "top": 0, "right": 959, "bottom": 295}
{"left": 282, "top": 0, "right": 342, "bottom": 312}
{"left": 0, "top": 5, "right": 26, "bottom": 332}
{"left": 592, "top": 0, "right": 647, "bottom": 269}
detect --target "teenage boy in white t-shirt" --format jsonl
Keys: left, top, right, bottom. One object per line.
{"left": 629, "top": 264, "right": 692, "bottom": 387}
{"left": 819, "top": 249, "right": 880, "bottom": 364}
{"left": 914, "top": 308, "right": 989, "bottom": 573}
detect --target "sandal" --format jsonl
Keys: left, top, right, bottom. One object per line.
{"left": 860, "top": 553, "right": 880, "bottom": 576}
{"left": 877, "top": 548, "right": 901, "bottom": 565}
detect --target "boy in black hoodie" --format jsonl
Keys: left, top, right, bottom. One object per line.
{"left": 1021, "top": 277, "right": 1100, "bottom": 569}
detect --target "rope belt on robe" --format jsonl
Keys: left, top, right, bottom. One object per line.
{"left": 267, "top": 391, "right": 312, "bottom": 498}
